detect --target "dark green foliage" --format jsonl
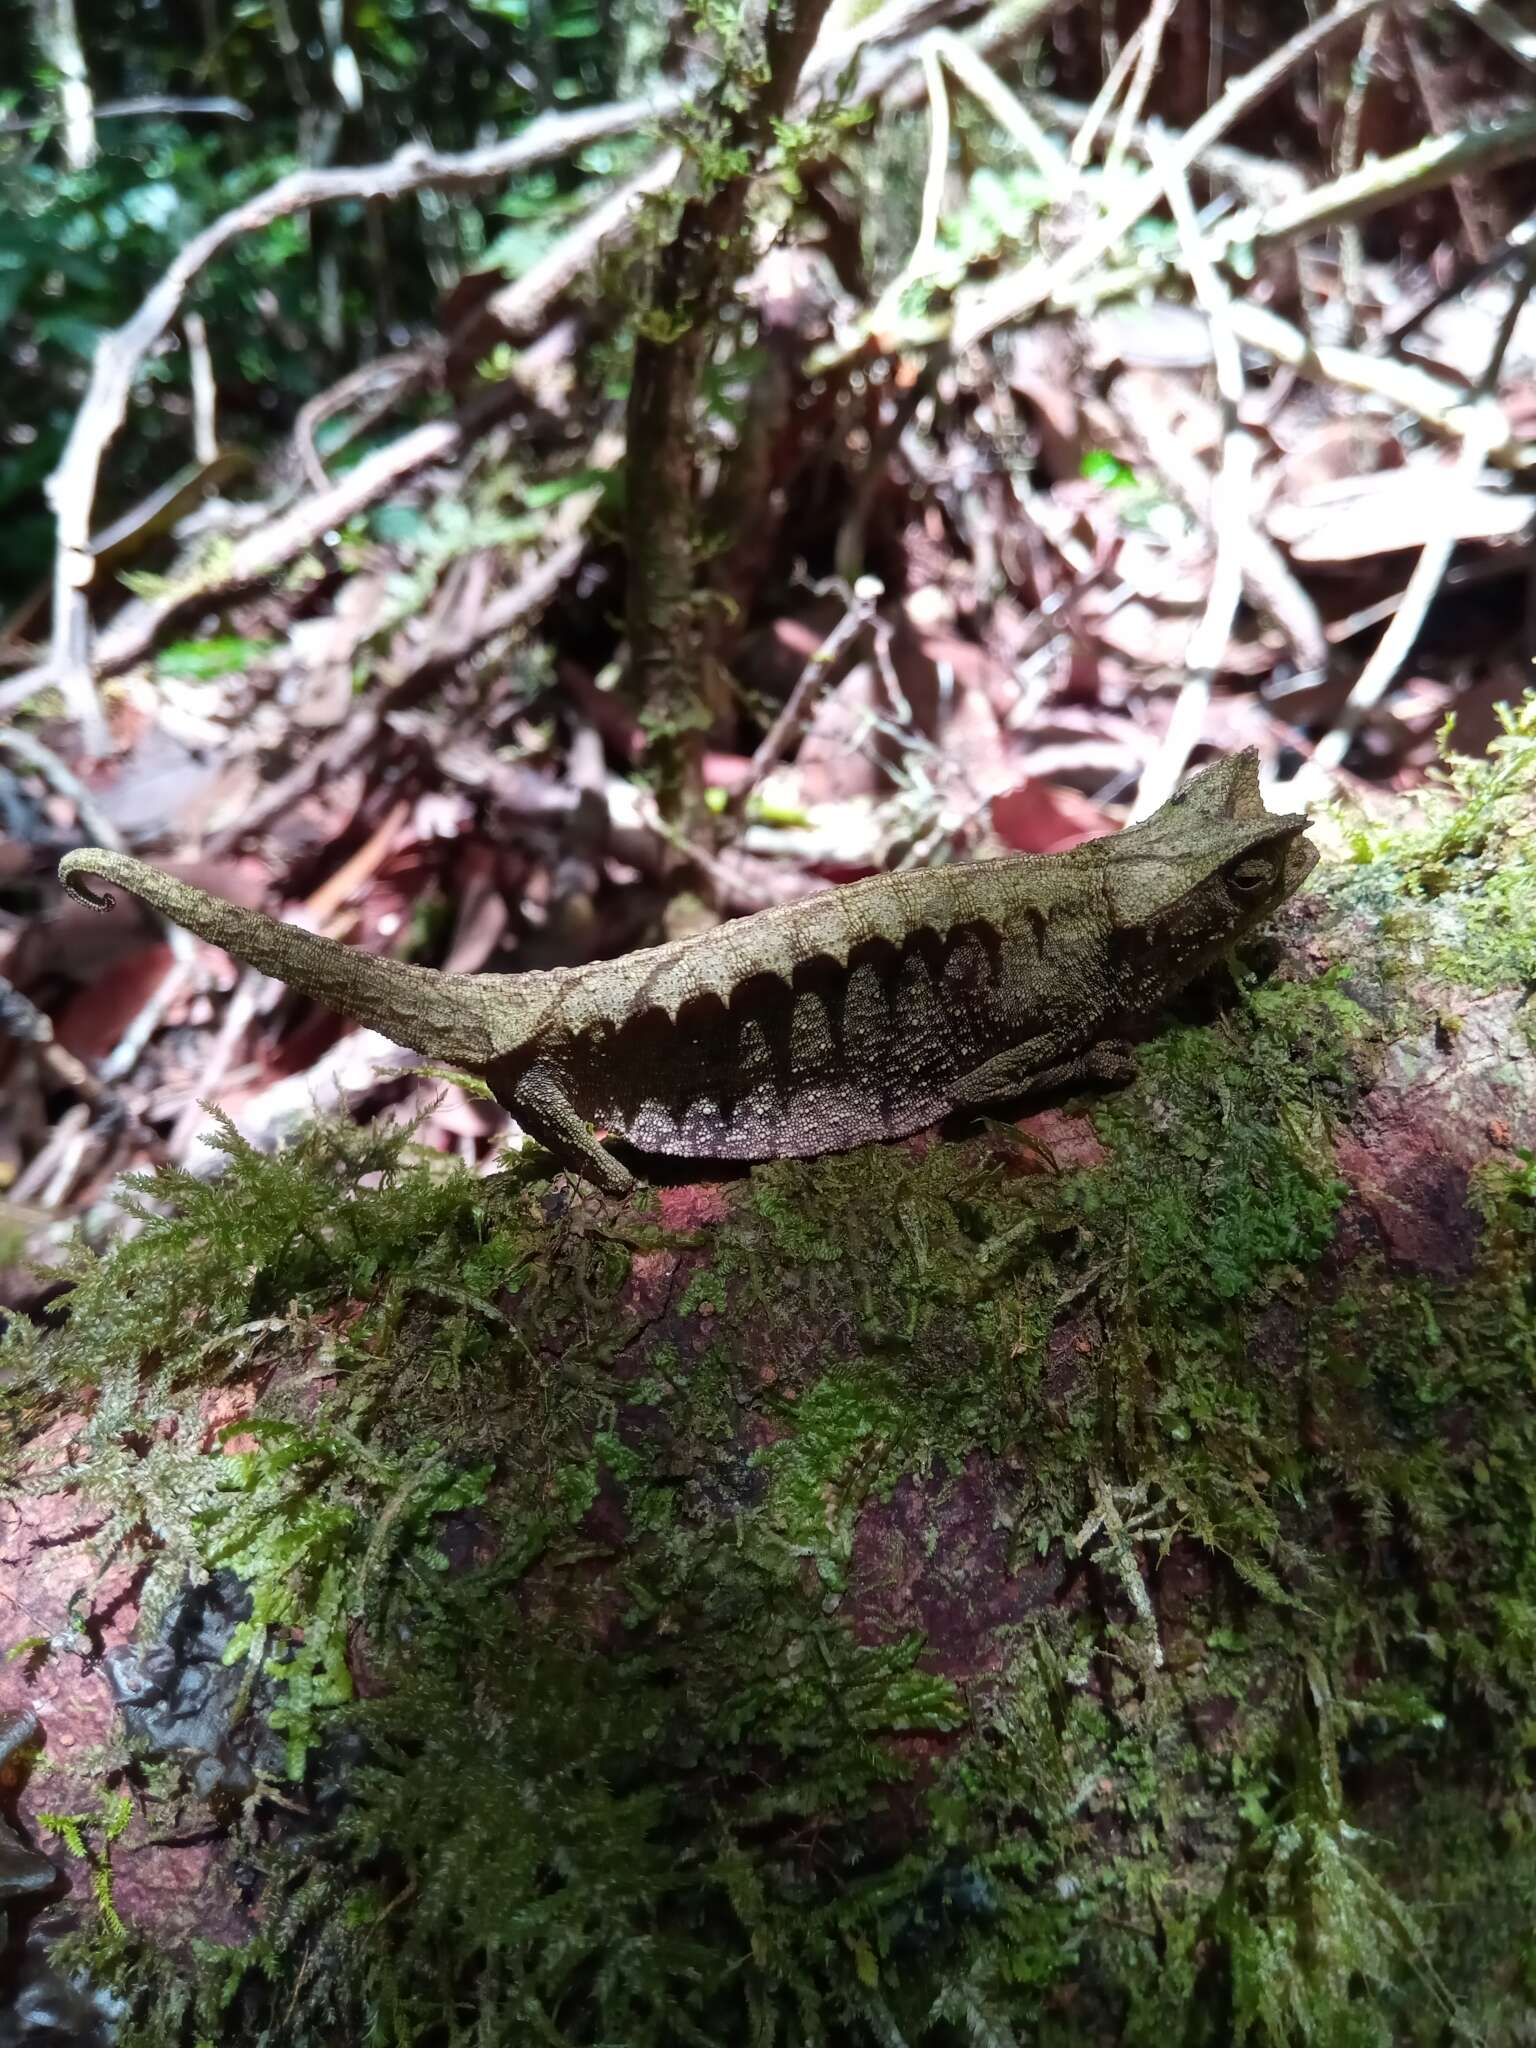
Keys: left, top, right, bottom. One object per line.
{"left": 2, "top": 0, "right": 639, "bottom": 604}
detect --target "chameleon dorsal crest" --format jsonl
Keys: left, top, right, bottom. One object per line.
{"left": 58, "top": 750, "right": 1316, "bottom": 1195}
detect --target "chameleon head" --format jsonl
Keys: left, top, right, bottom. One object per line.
{"left": 1100, "top": 750, "right": 1318, "bottom": 1010}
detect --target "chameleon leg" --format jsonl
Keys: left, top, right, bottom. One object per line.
{"left": 503, "top": 1065, "right": 635, "bottom": 1196}
{"left": 951, "top": 1036, "right": 1134, "bottom": 1108}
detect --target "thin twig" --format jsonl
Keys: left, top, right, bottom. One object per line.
{"left": 1249, "top": 108, "right": 1536, "bottom": 252}
{"left": 99, "top": 937, "right": 201, "bottom": 1084}
{"left": 0, "top": 975, "right": 154, "bottom": 1155}
{"left": 912, "top": 40, "right": 952, "bottom": 279}
{"left": 291, "top": 349, "right": 433, "bottom": 492}
{"left": 1298, "top": 268, "right": 1531, "bottom": 793}
{"left": 1383, "top": 209, "right": 1536, "bottom": 347}
{"left": 478, "top": 150, "right": 683, "bottom": 342}
{"left": 1300, "top": 412, "right": 1506, "bottom": 788}
{"left": 2, "top": 381, "right": 527, "bottom": 713}
{"left": 927, "top": 30, "right": 1072, "bottom": 199}
{"left": 835, "top": 351, "right": 949, "bottom": 583}
{"left": 1031, "top": 85, "right": 1308, "bottom": 205}
{"left": 41, "top": 96, "right": 690, "bottom": 733}
{"left": 0, "top": 94, "right": 252, "bottom": 134}
{"left": 1132, "top": 125, "right": 1256, "bottom": 820}
{"left": 1449, "top": 0, "right": 1536, "bottom": 69}
{"left": 1220, "top": 300, "right": 1520, "bottom": 459}
{"left": 1335, "top": 7, "right": 1387, "bottom": 323}
{"left": 728, "top": 583, "right": 881, "bottom": 820}
{"left": 0, "top": 726, "right": 124, "bottom": 850}
{"left": 10, "top": 1104, "right": 92, "bottom": 1210}
{"left": 184, "top": 312, "right": 218, "bottom": 467}
{"left": 1399, "top": 11, "right": 1497, "bottom": 261}
{"left": 804, "top": 0, "right": 979, "bottom": 81}
{"left": 1071, "top": 25, "right": 1145, "bottom": 168}
{"left": 1105, "top": 0, "right": 1180, "bottom": 184}
{"left": 1111, "top": 365, "right": 1328, "bottom": 685}
{"left": 23, "top": 0, "right": 976, "bottom": 742}
{"left": 955, "top": 0, "right": 1396, "bottom": 349}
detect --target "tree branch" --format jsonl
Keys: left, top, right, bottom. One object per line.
{"left": 624, "top": 0, "right": 837, "bottom": 832}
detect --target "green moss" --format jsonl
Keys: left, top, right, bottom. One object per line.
{"left": 754, "top": 1363, "right": 917, "bottom": 1584}
{"left": 1327, "top": 692, "right": 1536, "bottom": 1021}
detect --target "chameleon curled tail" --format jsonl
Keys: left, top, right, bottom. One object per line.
{"left": 58, "top": 849, "right": 509, "bottom": 1071}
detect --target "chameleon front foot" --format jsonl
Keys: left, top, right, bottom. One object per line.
{"left": 951, "top": 1036, "right": 1135, "bottom": 1109}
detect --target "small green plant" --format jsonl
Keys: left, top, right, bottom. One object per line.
{"left": 38, "top": 1792, "right": 135, "bottom": 1937}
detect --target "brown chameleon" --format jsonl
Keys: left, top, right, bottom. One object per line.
{"left": 58, "top": 750, "right": 1315, "bottom": 1195}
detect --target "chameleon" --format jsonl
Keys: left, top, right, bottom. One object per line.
{"left": 58, "top": 750, "right": 1316, "bottom": 1196}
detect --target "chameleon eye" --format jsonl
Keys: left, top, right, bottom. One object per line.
{"left": 1225, "top": 856, "right": 1273, "bottom": 898}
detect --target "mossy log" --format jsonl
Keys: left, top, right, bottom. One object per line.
{"left": 1, "top": 721, "right": 1534, "bottom": 2046}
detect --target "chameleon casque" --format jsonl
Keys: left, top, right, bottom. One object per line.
{"left": 58, "top": 750, "right": 1316, "bottom": 1196}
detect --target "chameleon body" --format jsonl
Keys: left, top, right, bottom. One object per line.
{"left": 58, "top": 751, "right": 1315, "bottom": 1195}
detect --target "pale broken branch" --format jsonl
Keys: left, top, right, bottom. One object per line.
{"left": 727, "top": 580, "right": 883, "bottom": 821}
{"left": 954, "top": 0, "right": 1398, "bottom": 349}
{"left": 4, "top": 382, "right": 526, "bottom": 714}
{"left": 1249, "top": 108, "right": 1536, "bottom": 252}
{"left": 1132, "top": 124, "right": 1260, "bottom": 821}
{"left": 184, "top": 311, "right": 218, "bottom": 468}
{"left": 1105, "top": 0, "right": 1180, "bottom": 184}
{"left": 1296, "top": 260, "right": 1536, "bottom": 791}
{"left": 1448, "top": 0, "right": 1536, "bottom": 71}
{"left": 1070, "top": 26, "right": 1145, "bottom": 169}
{"left": 40, "top": 97, "right": 687, "bottom": 739}
{"left": 1297, "top": 411, "right": 1508, "bottom": 792}
{"left": 925, "top": 28, "right": 1072, "bottom": 199}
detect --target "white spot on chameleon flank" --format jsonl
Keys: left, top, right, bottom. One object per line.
{"left": 627, "top": 1100, "right": 678, "bottom": 1150}
{"left": 737, "top": 1016, "right": 775, "bottom": 1084}
{"left": 788, "top": 990, "right": 834, "bottom": 1080}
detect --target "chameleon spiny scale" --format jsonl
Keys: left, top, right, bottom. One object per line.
{"left": 58, "top": 750, "right": 1317, "bottom": 1195}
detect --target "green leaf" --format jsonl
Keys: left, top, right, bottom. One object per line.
{"left": 520, "top": 468, "right": 609, "bottom": 508}
{"left": 156, "top": 636, "right": 275, "bottom": 680}
{"left": 1080, "top": 449, "right": 1138, "bottom": 489}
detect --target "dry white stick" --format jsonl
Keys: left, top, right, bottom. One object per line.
{"left": 912, "top": 40, "right": 952, "bottom": 278}
{"left": 1448, "top": 0, "right": 1536, "bottom": 70}
{"left": 1112, "top": 372, "right": 1326, "bottom": 681}
{"left": 12, "top": 411, "right": 485, "bottom": 706}
{"left": 1222, "top": 300, "right": 1519, "bottom": 458}
{"left": 1334, "top": 5, "right": 1388, "bottom": 317}
{"left": 955, "top": 0, "right": 1394, "bottom": 350}
{"left": 40, "top": 97, "right": 686, "bottom": 739}
{"left": 1132, "top": 125, "right": 1256, "bottom": 820}
{"left": 1071, "top": 26, "right": 1145, "bottom": 167}
{"left": 100, "top": 944, "right": 199, "bottom": 1084}
{"left": 805, "top": 0, "right": 982, "bottom": 82}
{"left": 1105, "top": 0, "right": 1182, "bottom": 183}
{"left": 184, "top": 311, "right": 218, "bottom": 467}
{"left": 927, "top": 30, "right": 1073, "bottom": 199}
{"left": 0, "top": 725, "right": 123, "bottom": 849}
{"left": 481, "top": 149, "right": 683, "bottom": 340}
{"left": 1297, "top": 404, "right": 1507, "bottom": 792}
{"left": 1250, "top": 108, "right": 1536, "bottom": 250}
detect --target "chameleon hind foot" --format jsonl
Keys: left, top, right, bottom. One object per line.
{"left": 503, "top": 1065, "right": 635, "bottom": 1197}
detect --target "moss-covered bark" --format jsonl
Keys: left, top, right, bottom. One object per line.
{"left": 1, "top": 708, "right": 1534, "bottom": 2046}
